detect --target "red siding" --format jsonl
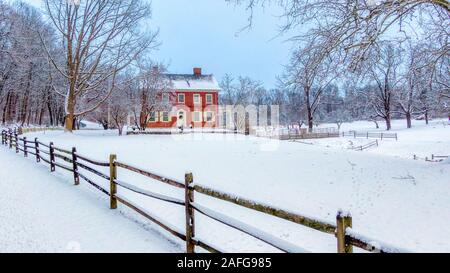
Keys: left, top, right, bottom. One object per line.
{"left": 147, "top": 91, "right": 219, "bottom": 128}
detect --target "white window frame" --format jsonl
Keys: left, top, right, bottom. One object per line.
{"left": 193, "top": 94, "right": 201, "bottom": 105}
{"left": 178, "top": 93, "right": 185, "bottom": 103}
{"left": 149, "top": 111, "right": 157, "bottom": 122}
{"left": 193, "top": 111, "right": 202, "bottom": 122}
{"left": 205, "top": 94, "right": 213, "bottom": 104}
{"left": 204, "top": 111, "right": 214, "bottom": 122}
{"left": 161, "top": 111, "right": 170, "bottom": 122}
{"left": 162, "top": 93, "right": 170, "bottom": 104}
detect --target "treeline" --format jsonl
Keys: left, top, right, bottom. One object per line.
{"left": 225, "top": 0, "right": 450, "bottom": 130}
{"left": 221, "top": 42, "right": 449, "bottom": 131}
{"left": 0, "top": 0, "right": 158, "bottom": 133}
{"left": 1, "top": 0, "right": 449, "bottom": 133}
{"left": 0, "top": 1, "right": 65, "bottom": 126}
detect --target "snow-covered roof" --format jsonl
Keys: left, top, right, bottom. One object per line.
{"left": 165, "top": 74, "right": 220, "bottom": 92}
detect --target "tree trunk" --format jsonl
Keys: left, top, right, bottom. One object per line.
{"left": 2, "top": 91, "right": 11, "bottom": 124}
{"left": 373, "top": 120, "right": 379, "bottom": 129}
{"left": 425, "top": 110, "right": 429, "bottom": 125}
{"left": 307, "top": 106, "right": 313, "bottom": 133}
{"left": 65, "top": 89, "right": 76, "bottom": 132}
{"left": 47, "top": 100, "right": 54, "bottom": 126}
{"left": 406, "top": 112, "right": 412, "bottom": 129}
{"left": 139, "top": 91, "right": 148, "bottom": 130}
{"left": 385, "top": 114, "right": 391, "bottom": 131}
{"left": 65, "top": 114, "right": 74, "bottom": 131}
{"left": 139, "top": 112, "right": 147, "bottom": 130}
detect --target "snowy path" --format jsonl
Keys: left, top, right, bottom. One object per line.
{"left": 0, "top": 149, "right": 182, "bottom": 253}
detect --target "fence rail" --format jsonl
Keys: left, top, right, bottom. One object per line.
{"left": 342, "top": 131, "right": 397, "bottom": 140}
{"left": 413, "top": 154, "right": 449, "bottom": 162}
{"left": 1, "top": 127, "right": 408, "bottom": 253}
{"left": 279, "top": 132, "right": 340, "bottom": 140}
{"left": 349, "top": 140, "right": 379, "bottom": 151}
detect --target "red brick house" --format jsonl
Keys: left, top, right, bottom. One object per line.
{"left": 147, "top": 68, "right": 220, "bottom": 128}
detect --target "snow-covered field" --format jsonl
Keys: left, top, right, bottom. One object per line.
{"left": 0, "top": 150, "right": 181, "bottom": 253}
{"left": 1, "top": 118, "right": 449, "bottom": 252}
{"left": 313, "top": 119, "right": 450, "bottom": 160}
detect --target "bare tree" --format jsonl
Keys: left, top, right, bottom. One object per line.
{"left": 282, "top": 39, "right": 339, "bottom": 132}
{"left": 434, "top": 55, "right": 450, "bottom": 100}
{"left": 132, "top": 62, "right": 172, "bottom": 131}
{"left": 41, "top": 0, "right": 158, "bottom": 132}
{"left": 231, "top": 0, "right": 449, "bottom": 70}
{"left": 394, "top": 43, "right": 420, "bottom": 128}
{"left": 1, "top": 1, "right": 65, "bottom": 127}
{"left": 110, "top": 77, "right": 135, "bottom": 136}
{"left": 219, "top": 74, "right": 266, "bottom": 130}
{"left": 364, "top": 43, "right": 402, "bottom": 130}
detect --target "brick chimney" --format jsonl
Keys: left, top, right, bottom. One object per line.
{"left": 193, "top": 67, "right": 202, "bottom": 76}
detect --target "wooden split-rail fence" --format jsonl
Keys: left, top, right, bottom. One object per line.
{"left": 342, "top": 131, "right": 398, "bottom": 141}
{"left": 349, "top": 140, "right": 379, "bottom": 151}
{"left": 413, "top": 154, "right": 449, "bottom": 162}
{"left": 1, "top": 127, "right": 407, "bottom": 253}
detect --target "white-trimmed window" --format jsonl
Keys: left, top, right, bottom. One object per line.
{"left": 162, "top": 93, "right": 169, "bottom": 103}
{"left": 178, "top": 93, "right": 185, "bottom": 103}
{"left": 193, "top": 94, "right": 201, "bottom": 104}
{"left": 205, "top": 112, "right": 214, "bottom": 122}
{"left": 193, "top": 111, "right": 202, "bottom": 122}
{"left": 149, "top": 111, "right": 157, "bottom": 122}
{"left": 205, "top": 94, "right": 213, "bottom": 104}
{"left": 161, "top": 111, "right": 170, "bottom": 122}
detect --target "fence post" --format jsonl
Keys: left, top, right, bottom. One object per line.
{"left": 336, "top": 211, "right": 353, "bottom": 253}
{"left": 23, "top": 137, "right": 27, "bottom": 157}
{"left": 432, "top": 154, "right": 434, "bottom": 160}
{"left": 9, "top": 129, "right": 12, "bottom": 149}
{"left": 366, "top": 132, "right": 369, "bottom": 139}
{"left": 35, "top": 138, "right": 40, "bottom": 162}
{"left": 109, "top": 154, "right": 117, "bottom": 209}
{"left": 1, "top": 130, "right": 4, "bottom": 145}
{"left": 15, "top": 132, "right": 19, "bottom": 153}
{"left": 72, "top": 147, "right": 80, "bottom": 185}
{"left": 381, "top": 133, "right": 383, "bottom": 140}
{"left": 185, "top": 172, "right": 195, "bottom": 253}
{"left": 49, "top": 142, "right": 55, "bottom": 172}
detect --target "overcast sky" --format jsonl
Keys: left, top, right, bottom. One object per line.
{"left": 25, "top": 0, "right": 293, "bottom": 89}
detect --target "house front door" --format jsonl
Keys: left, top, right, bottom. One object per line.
{"left": 177, "top": 110, "right": 186, "bottom": 127}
